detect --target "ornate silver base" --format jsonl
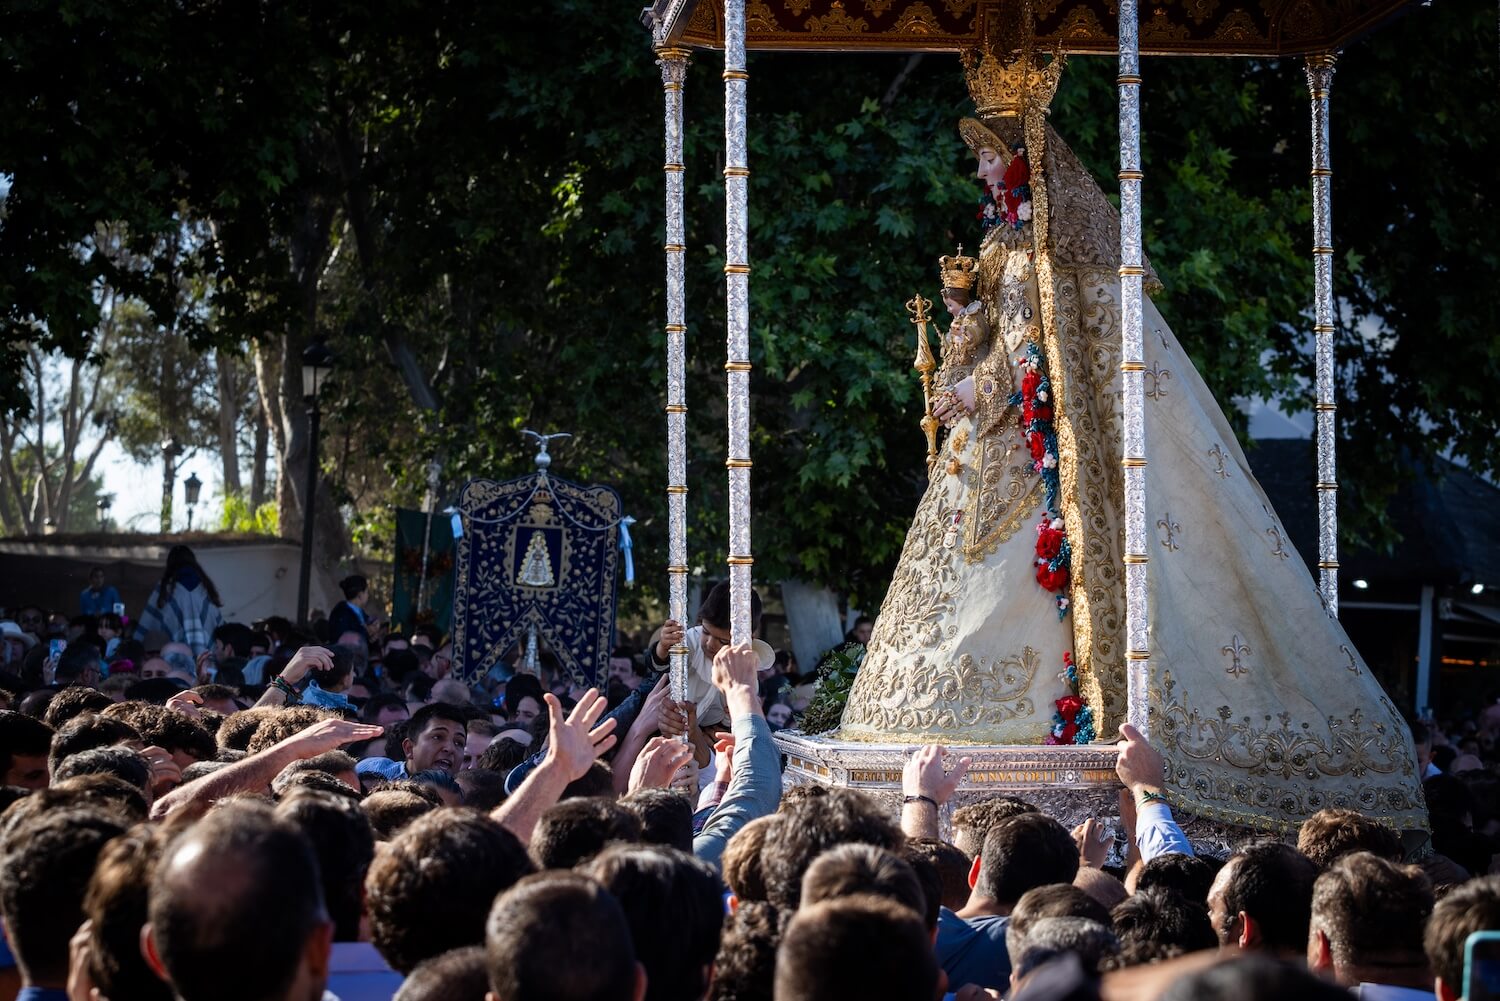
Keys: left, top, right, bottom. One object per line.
{"left": 774, "top": 730, "right": 1242, "bottom": 858}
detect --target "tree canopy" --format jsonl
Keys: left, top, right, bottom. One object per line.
{"left": 0, "top": 0, "right": 1493, "bottom": 610}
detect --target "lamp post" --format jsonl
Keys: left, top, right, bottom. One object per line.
{"left": 296, "top": 341, "right": 334, "bottom": 626}
{"left": 183, "top": 472, "right": 202, "bottom": 532}
{"left": 96, "top": 496, "right": 112, "bottom": 531}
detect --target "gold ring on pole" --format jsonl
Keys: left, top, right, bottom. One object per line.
{"left": 1313, "top": 247, "right": 1334, "bottom": 255}
{"left": 726, "top": 459, "right": 753, "bottom": 469}
{"left": 664, "top": 163, "right": 685, "bottom": 173}
{"left": 1118, "top": 74, "right": 1142, "bottom": 84}
{"left": 1120, "top": 361, "right": 1146, "bottom": 372}
{"left": 1118, "top": 170, "right": 1144, "bottom": 181}
{"left": 725, "top": 361, "right": 752, "bottom": 372}
{"left": 723, "top": 69, "right": 749, "bottom": 81}
{"left": 1123, "top": 553, "right": 1150, "bottom": 565}
{"left": 1318, "top": 560, "right": 1340, "bottom": 569}
{"left": 669, "top": 645, "right": 690, "bottom": 656}
{"left": 663, "top": 244, "right": 685, "bottom": 253}
{"left": 724, "top": 264, "right": 751, "bottom": 275}
{"left": 665, "top": 323, "right": 686, "bottom": 332}
{"left": 1119, "top": 265, "right": 1147, "bottom": 276}
{"left": 727, "top": 556, "right": 755, "bottom": 566}
{"left": 1313, "top": 324, "right": 1335, "bottom": 332}
{"left": 1122, "top": 457, "right": 1147, "bottom": 468}
{"left": 1310, "top": 168, "right": 1333, "bottom": 177}
{"left": 665, "top": 405, "right": 687, "bottom": 414}
{"left": 1317, "top": 482, "right": 1339, "bottom": 490}
{"left": 724, "top": 166, "right": 750, "bottom": 178}
{"left": 666, "top": 486, "right": 688, "bottom": 494}
{"left": 1126, "top": 651, "right": 1151, "bottom": 661}
{"left": 657, "top": 45, "right": 692, "bottom": 59}
{"left": 1314, "top": 403, "right": 1336, "bottom": 412}
{"left": 667, "top": 565, "right": 691, "bottom": 573}
{"left": 663, "top": 82, "right": 683, "bottom": 92}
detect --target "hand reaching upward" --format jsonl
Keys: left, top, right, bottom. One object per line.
{"left": 544, "top": 688, "right": 618, "bottom": 781}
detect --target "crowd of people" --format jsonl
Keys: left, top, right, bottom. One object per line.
{"left": 0, "top": 549, "right": 1497, "bottom": 1001}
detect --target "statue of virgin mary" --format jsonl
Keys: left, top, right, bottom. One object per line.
{"left": 838, "top": 45, "right": 1427, "bottom": 835}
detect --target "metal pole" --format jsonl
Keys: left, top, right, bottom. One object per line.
{"left": 1415, "top": 583, "right": 1435, "bottom": 716}
{"left": 416, "top": 458, "right": 441, "bottom": 617}
{"left": 1307, "top": 53, "right": 1339, "bottom": 615}
{"left": 297, "top": 397, "right": 320, "bottom": 626}
{"left": 723, "top": 0, "right": 753, "bottom": 646}
{"left": 1118, "top": 0, "right": 1151, "bottom": 735}
{"left": 659, "top": 45, "right": 692, "bottom": 705}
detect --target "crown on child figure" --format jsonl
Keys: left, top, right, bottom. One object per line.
{"left": 939, "top": 246, "right": 979, "bottom": 292}
{"left": 961, "top": 41, "right": 1065, "bottom": 119}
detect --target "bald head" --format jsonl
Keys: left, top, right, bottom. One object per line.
{"left": 148, "top": 802, "right": 331, "bottom": 1001}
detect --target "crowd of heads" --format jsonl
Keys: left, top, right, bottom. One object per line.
{"left": 3, "top": 569, "right": 1500, "bottom": 1001}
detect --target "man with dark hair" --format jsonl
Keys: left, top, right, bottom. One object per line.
{"left": 760, "top": 786, "right": 902, "bottom": 910}
{"left": 394, "top": 946, "right": 490, "bottom": 1001}
{"left": 0, "top": 808, "right": 127, "bottom": 998}
{"left": 361, "top": 789, "right": 437, "bottom": 840}
{"left": 710, "top": 899, "right": 781, "bottom": 1001}
{"left": 1110, "top": 887, "right": 1218, "bottom": 967}
{"left": 801, "top": 844, "right": 930, "bottom": 928}
{"left": 355, "top": 701, "right": 467, "bottom": 781}
{"left": 775, "top": 895, "right": 939, "bottom": 1001}
{"left": 1297, "top": 807, "right": 1404, "bottom": 870}
{"left": 486, "top": 872, "right": 645, "bottom": 1001}
{"left": 905, "top": 837, "right": 974, "bottom": 911}
{"left": 456, "top": 768, "right": 508, "bottom": 812}
{"left": 271, "top": 750, "right": 360, "bottom": 797}
{"left": 622, "top": 787, "right": 694, "bottom": 853}
{"left": 581, "top": 845, "right": 724, "bottom": 1001}
{"left": 1307, "top": 851, "right": 1434, "bottom": 993}
{"left": 84, "top": 826, "right": 175, "bottom": 1001}
{"left": 301, "top": 646, "right": 356, "bottom": 712}
{"left": 365, "top": 807, "right": 535, "bottom": 974}
{"left": 1134, "top": 851, "right": 1217, "bottom": 903}
{"left": 276, "top": 790, "right": 402, "bottom": 1000}
{"left": 531, "top": 797, "right": 643, "bottom": 870}
{"left": 189, "top": 683, "right": 244, "bottom": 715}
{"left": 211, "top": 622, "right": 254, "bottom": 661}
{"left": 1006, "top": 883, "right": 1112, "bottom": 973}
{"left": 41, "top": 685, "right": 112, "bottom": 728}
{"left": 0, "top": 710, "right": 52, "bottom": 789}
{"left": 361, "top": 693, "right": 410, "bottom": 729}
{"left": 950, "top": 795, "right": 1038, "bottom": 858}
{"left": 936, "top": 810, "right": 1080, "bottom": 992}
{"left": 722, "top": 815, "right": 777, "bottom": 905}
{"left": 1011, "top": 917, "right": 1120, "bottom": 984}
{"left": 1207, "top": 840, "right": 1320, "bottom": 958}
{"left": 101, "top": 702, "right": 215, "bottom": 769}
{"left": 50, "top": 711, "right": 140, "bottom": 779}
{"left": 54, "top": 642, "right": 104, "bottom": 688}
{"left": 50, "top": 745, "right": 151, "bottom": 796}
{"left": 1425, "top": 874, "right": 1500, "bottom": 1001}
{"left": 145, "top": 802, "right": 332, "bottom": 1001}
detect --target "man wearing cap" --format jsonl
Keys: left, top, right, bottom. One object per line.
{"left": 0, "top": 622, "right": 36, "bottom": 671}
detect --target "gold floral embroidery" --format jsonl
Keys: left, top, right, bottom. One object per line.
{"left": 1150, "top": 670, "right": 1423, "bottom": 830}
{"left": 842, "top": 646, "right": 1042, "bottom": 734}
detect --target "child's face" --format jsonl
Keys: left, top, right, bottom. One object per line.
{"left": 943, "top": 293, "right": 966, "bottom": 317}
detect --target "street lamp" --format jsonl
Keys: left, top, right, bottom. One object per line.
{"left": 183, "top": 472, "right": 202, "bottom": 532}
{"left": 297, "top": 340, "right": 335, "bottom": 625}
{"left": 96, "top": 495, "right": 112, "bottom": 531}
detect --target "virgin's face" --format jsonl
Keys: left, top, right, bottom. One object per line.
{"left": 976, "top": 147, "right": 1004, "bottom": 189}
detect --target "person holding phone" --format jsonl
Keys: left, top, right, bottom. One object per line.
{"left": 78, "top": 566, "right": 121, "bottom": 617}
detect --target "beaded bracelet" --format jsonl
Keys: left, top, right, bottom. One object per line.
{"left": 1137, "top": 790, "right": 1170, "bottom": 807}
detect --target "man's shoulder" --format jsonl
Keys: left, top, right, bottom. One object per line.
{"left": 354, "top": 757, "right": 405, "bottom": 780}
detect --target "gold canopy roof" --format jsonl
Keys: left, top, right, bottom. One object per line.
{"left": 644, "top": 0, "right": 1414, "bottom": 57}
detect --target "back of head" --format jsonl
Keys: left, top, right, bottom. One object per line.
{"left": 1074, "top": 866, "right": 1129, "bottom": 913}
{"left": 84, "top": 825, "right": 174, "bottom": 1001}
{"left": 275, "top": 790, "right": 376, "bottom": 942}
{"left": 1311, "top": 851, "right": 1432, "bottom": 977}
{"left": 623, "top": 787, "right": 694, "bottom": 853}
{"left": 532, "top": 796, "right": 643, "bottom": 870}
{"left": 309, "top": 645, "right": 354, "bottom": 691}
{"left": 1425, "top": 873, "right": 1500, "bottom": 996}
{"left": 976, "top": 812, "right": 1080, "bottom": 906}
{"left": 42, "top": 685, "right": 113, "bottom": 728}
{"left": 365, "top": 806, "right": 535, "bottom": 973}
{"left": 455, "top": 768, "right": 508, "bottom": 812}
{"left": 394, "top": 945, "right": 489, "bottom": 1001}
{"left": 762, "top": 787, "right": 903, "bottom": 909}
{"left": 361, "top": 789, "right": 436, "bottom": 840}
{"left": 51, "top": 745, "right": 151, "bottom": 794}
{"left": 55, "top": 643, "right": 104, "bottom": 686}
{"left": 1013, "top": 916, "right": 1120, "bottom": 980}
{"left": 723, "top": 814, "right": 779, "bottom": 903}
{"left": 582, "top": 844, "right": 724, "bottom": 1001}
{"left": 905, "top": 837, "right": 973, "bottom": 912}
{"left": 952, "top": 794, "right": 1037, "bottom": 857}
{"left": 1136, "top": 851, "right": 1217, "bottom": 904}
{"left": 486, "top": 872, "right": 640, "bottom": 1001}
{"left": 1158, "top": 954, "right": 1352, "bottom": 1001}
{"left": 1009, "top": 883, "right": 1113, "bottom": 969}
{"left": 339, "top": 574, "right": 368, "bottom": 601}
{"left": 699, "top": 580, "right": 762, "bottom": 634}
{"left": 801, "top": 843, "right": 929, "bottom": 929}
{"left": 1297, "top": 808, "right": 1404, "bottom": 870}
{"left": 774, "top": 894, "right": 938, "bottom": 1001}
{"left": 0, "top": 808, "right": 128, "bottom": 984}
{"left": 49, "top": 713, "right": 141, "bottom": 774}
{"left": 149, "top": 802, "right": 327, "bottom": 1001}
{"left": 711, "top": 900, "right": 784, "bottom": 1001}
{"left": 1110, "top": 887, "right": 1217, "bottom": 967}
{"left": 1217, "top": 841, "right": 1319, "bottom": 955}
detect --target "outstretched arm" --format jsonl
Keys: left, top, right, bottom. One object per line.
{"left": 1116, "top": 722, "right": 1193, "bottom": 860}
{"left": 492, "top": 688, "right": 618, "bottom": 845}
{"left": 900, "top": 744, "right": 973, "bottom": 842}
{"left": 694, "top": 644, "right": 783, "bottom": 871}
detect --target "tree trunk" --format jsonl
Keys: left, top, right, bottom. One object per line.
{"left": 215, "top": 351, "right": 243, "bottom": 498}
{"left": 249, "top": 396, "right": 269, "bottom": 509}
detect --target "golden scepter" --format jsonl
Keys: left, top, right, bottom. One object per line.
{"left": 907, "top": 292, "right": 938, "bottom": 469}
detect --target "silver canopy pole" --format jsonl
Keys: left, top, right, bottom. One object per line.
{"left": 723, "top": 0, "right": 754, "bottom": 646}
{"left": 1307, "top": 52, "right": 1339, "bottom": 616}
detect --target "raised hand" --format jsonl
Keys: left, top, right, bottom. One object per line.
{"left": 629, "top": 735, "right": 697, "bottom": 793}
{"left": 903, "top": 743, "right": 972, "bottom": 805}
{"left": 627, "top": 675, "right": 672, "bottom": 742}
{"left": 140, "top": 745, "right": 183, "bottom": 797}
{"left": 544, "top": 689, "right": 618, "bottom": 781}
{"left": 713, "top": 734, "right": 737, "bottom": 785}
{"left": 1115, "top": 722, "right": 1166, "bottom": 796}
{"left": 165, "top": 689, "right": 205, "bottom": 721}
{"left": 1073, "top": 817, "right": 1110, "bottom": 869}
{"left": 711, "top": 643, "right": 759, "bottom": 695}
{"left": 659, "top": 698, "right": 697, "bottom": 740}
{"left": 280, "top": 718, "right": 385, "bottom": 759}
{"left": 655, "top": 619, "right": 686, "bottom": 661}
{"left": 279, "top": 645, "right": 333, "bottom": 686}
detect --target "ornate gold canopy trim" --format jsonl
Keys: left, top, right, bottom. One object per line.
{"left": 646, "top": 0, "right": 1415, "bottom": 58}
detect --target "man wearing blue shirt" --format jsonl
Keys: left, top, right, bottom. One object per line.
{"left": 78, "top": 567, "right": 121, "bottom": 617}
